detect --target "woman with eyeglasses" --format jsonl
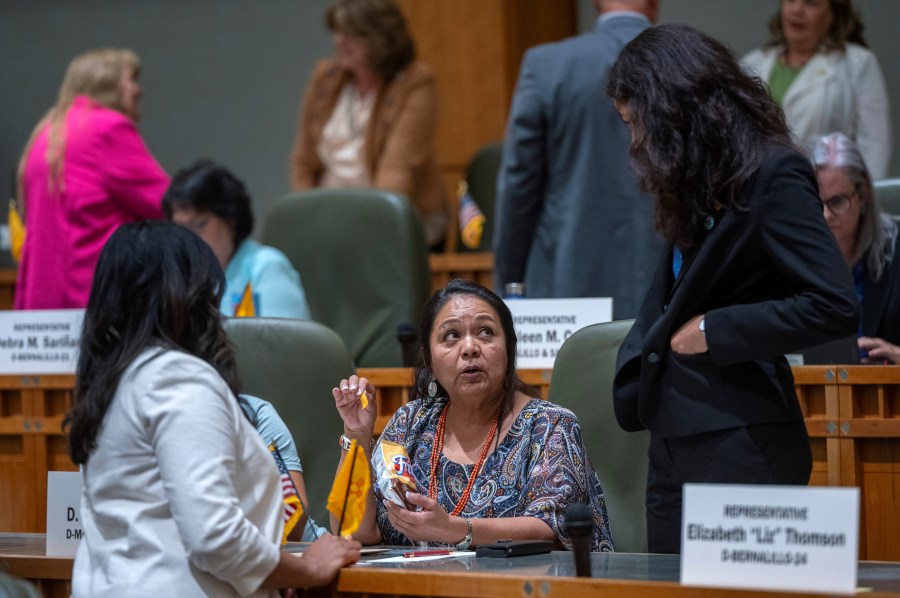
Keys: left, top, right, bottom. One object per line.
{"left": 811, "top": 132, "right": 900, "bottom": 363}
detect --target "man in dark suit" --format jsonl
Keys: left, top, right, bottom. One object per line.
{"left": 493, "top": 0, "right": 660, "bottom": 318}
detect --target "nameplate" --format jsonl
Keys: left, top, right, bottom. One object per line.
{"left": 0, "top": 309, "right": 84, "bottom": 373}
{"left": 681, "top": 484, "right": 859, "bottom": 595}
{"left": 504, "top": 298, "right": 612, "bottom": 368}
{"left": 46, "top": 471, "right": 85, "bottom": 557}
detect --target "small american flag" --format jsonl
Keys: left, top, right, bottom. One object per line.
{"left": 458, "top": 181, "right": 486, "bottom": 249}
{"left": 269, "top": 443, "right": 303, "bottom": 543}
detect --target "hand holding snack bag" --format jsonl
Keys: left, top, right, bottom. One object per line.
{"left": 374, "top": 441, "right": 418, "bottom": 510}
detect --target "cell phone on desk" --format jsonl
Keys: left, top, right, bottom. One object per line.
{"left": 475, "top": 539, "right": 553, "bottom": 558}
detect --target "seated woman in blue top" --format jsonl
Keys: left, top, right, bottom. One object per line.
{"left": 239, "top": 394, "right": 330, "bottom": 541}
{"left": 810, "top": 132, "right": 900, "bottom": 362}
{"left": 163, "top": 159, "right": 310, "bottom": 319}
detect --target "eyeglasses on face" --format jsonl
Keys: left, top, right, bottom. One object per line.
{"left": 822, "top": 188, "right": 859, "bottom": 215}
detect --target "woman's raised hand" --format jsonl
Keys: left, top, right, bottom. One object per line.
{"left": 332, "top": 374, "right": 377, "bottom": 441}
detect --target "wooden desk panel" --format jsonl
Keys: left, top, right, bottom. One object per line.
{"left": 4, "top": 535, "right": 900, "bottom": 597}
{"left": 2, "top": 367, "right": 899, "bottom": 562}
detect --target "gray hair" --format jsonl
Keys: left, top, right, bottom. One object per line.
{"left": 810, "top": 132, "right": 897, "bottom": 281}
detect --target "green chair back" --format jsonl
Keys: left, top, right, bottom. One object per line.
{"left": 874, "top": 178, "right": 900, "bottom": 217}
{"left": 0, "top": 573, "right": 41, "bottom": 598}
{"left": 461, "top": 142, "right": 502, "bottom": 253}
{"left": 224, "top": 317, "right": 355, "bottom": 526}
{"left": 263, "top": 188, "right": 430, "bottom": 367}
{"left": 547, "top": 319, "right": 649, "bottom": 553}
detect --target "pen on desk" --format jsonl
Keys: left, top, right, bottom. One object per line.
{"left": 403, "top": 549, "right": 453, "bottom": 558}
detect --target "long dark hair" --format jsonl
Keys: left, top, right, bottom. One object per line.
{"left": 162, "top": 159, "right": 255, "bottom": 248}
{"left": 65, "top": 221, "right": 240, "bottom": 464}
{"left": 411, "top": 279, "right": 536, "bottom": 419}
{"left": 606, "top": 24, "right": 795, "bottom": 248}
{"left": 767, "top": 0, "right": 867, "bottom": 50}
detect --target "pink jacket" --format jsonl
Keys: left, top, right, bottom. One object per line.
{"left": 15, "top": 96, "right": 169, "bottom": 309}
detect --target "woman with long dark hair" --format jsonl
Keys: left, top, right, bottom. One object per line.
{"left": 66, "top": 221, "right": 358, "bottom": 596}
{"left": 607, "top": 24, "right": 859, "bottom": 554}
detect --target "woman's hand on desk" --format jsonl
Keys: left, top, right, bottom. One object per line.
{"left": 265, "top": 534, "right": 361, "bottom": 589}
{"left": 858, "top": 336, "right": 900, "bottom": 364}
{"left": 333, "top": 375, "right": 377, "bottom": 441}
{"left": 383, "top": 491, "right": 465, "bottom": 545}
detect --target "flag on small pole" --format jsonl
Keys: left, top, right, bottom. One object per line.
{"left": 327, "top": 439, "right": 370, "bottom": 538}
{"left": 8, "top": 199, "right": 25, "bottom": 262}
{"left": 269, "top": 443, "right": 304, "bottom": 544}
{"left": 234, "top": 282, "right": 256, "bottom": 317}
{"left": 457, "top": 181, "right": 485, "bottom": 250}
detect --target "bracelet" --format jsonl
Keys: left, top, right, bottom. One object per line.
{"left": 456, "top": 518, "right": 473, "bottom": 550}
{"left": 339, "top": 434, "right": 376, "bottom": 452}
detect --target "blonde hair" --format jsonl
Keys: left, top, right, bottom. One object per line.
{"left": 17, "top": 48, "right": 141, "bottom": 201}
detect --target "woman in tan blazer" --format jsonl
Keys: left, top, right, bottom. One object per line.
{"left": 290, "top": 0, "right": 447, "bottom": 248}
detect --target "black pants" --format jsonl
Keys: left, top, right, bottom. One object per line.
{"left": 646, "top": 420, "right": 812, "bottom": 554}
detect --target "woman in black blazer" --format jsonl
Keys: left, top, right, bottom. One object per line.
{"left": 606, "top": 25, "right": 859, "bottom": 554}
{"left": 811, "top": 132, "right": 900, "bottom": 363}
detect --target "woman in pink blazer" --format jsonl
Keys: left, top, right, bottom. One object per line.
{"left": 14, "top": 48, "right": 169, "bottom": 309}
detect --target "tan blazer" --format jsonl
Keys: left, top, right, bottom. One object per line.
{"left": 290, "top": 58, "right": 448, "bottom": 245}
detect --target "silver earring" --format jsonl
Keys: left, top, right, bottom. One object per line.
{"left": 428, "top": 378, "right": 438, "bottom": 398}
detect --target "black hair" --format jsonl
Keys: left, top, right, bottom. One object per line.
{"left": 411, "top": 279, "right": 536, "bottom": 419}
{"left": 606, "top": 24, "right": 795, "bottom": 248}
{"left": 162, "top": 159, "right": 254, "bottom": 248}
{"left": 64, "top": 220, "right": 239, "bottom": 464}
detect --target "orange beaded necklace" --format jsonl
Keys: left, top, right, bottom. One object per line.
{"left": 428, "top": 401, "right": 501, "bottom": 517}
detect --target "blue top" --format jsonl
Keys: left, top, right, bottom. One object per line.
{"left": 239, "top": 393, "right": 328, "bottom": 541}
{"left": 374, "top": 397, "right": 614, "bottom": 551}
{"left": 221, "top": 239, "right": 311, "bottom": 319}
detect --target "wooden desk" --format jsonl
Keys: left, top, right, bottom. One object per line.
{"left": 2, "top": 367, "right": 899, "bottom": 561}
{"left": 3, "top": 534, "right": 900, "bottom": 597}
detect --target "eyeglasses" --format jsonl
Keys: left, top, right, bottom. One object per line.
{"left": 822, "top": 188, "right": 859, "bottom": 215}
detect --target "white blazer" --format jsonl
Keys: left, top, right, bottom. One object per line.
{"left": 743, "top": 43, "right": 893, "bottom": 179}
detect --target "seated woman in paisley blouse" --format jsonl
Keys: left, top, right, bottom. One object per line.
{"left": 331, "top": 279, "right": 613, "bottom": 551}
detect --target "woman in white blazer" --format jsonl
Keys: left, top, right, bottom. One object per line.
{"left": 743, "top": 0, "right": 892, "bottom": 179}
{"left": 66, "top": 221, "right": 359, "bottom": 597}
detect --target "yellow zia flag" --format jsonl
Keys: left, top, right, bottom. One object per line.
{"left": 8, "top": 200, "right": 25, "bottom": 262}
{"left": 327, "top": 440, "right": 370, "bottom": 538}
{"left": 234, "top": 282, "right": 256, "bottom": 317}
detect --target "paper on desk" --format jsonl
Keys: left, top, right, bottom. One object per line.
{"left": 372, "top": 551, "right": 476, "bottom": 563}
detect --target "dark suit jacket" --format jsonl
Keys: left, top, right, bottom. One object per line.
{"left": 862, "top": 229, "right": 900, "bottom": 345}
{"left": 494, "top": 13, "right": 661, "bottom": 317}
{"left": 613, "top": 149, "right": 859, "bottom": 437}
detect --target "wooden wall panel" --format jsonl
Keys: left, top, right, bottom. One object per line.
{"left": 396, "top": 0, "right": 578, "bottom": 217}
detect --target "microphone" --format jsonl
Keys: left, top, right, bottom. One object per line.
{"left": 396, "top": 321, "right": 419, "bottom": 367}
{"left": 565, "top": 502, "right": 593, "bottom": 577}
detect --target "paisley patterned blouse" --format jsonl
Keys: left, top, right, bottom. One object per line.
{"left": 373, "top": 396, "right": 614, "bottom": 551}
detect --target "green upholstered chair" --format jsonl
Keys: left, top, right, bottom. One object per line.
{"left": 874, "top": 178, "right": 900, "bottom": 217}
{"left": 224, "top": 317, "right": 355, "bottom": 527}
{"left": 262, "top": 188, "right": 430, "bottom": 367}
{"left": 547, "top": 319, "right": 650, "bottom": 553}
{"left": 460, "top": 142, "right": 503, "bottom": 253}
{"left": 0, "top": 574, "right": 41, "bottom": 598}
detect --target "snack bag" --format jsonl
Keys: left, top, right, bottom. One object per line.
{"left": 374, "top": 440, "right": 418, "bottom": 509}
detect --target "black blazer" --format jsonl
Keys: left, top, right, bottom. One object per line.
{"left": 862, "top": 230, "right": 900, "bottom": 346}
{"left": 613, "top": 148, "right": 859, "bottom": 438}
